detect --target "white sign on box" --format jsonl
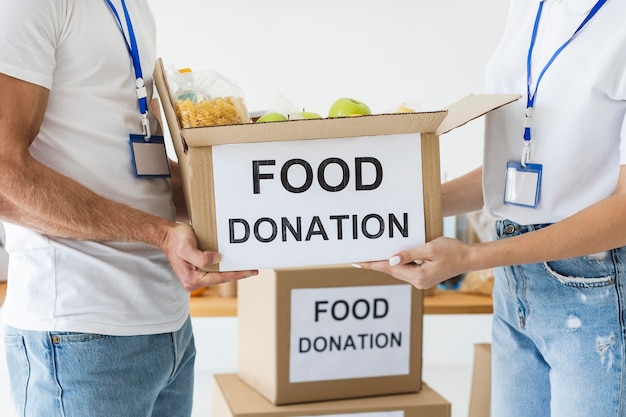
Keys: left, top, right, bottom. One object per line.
{"left": 212, "top": 133, "right": 425, "bottom": 271}
{"left": 289, "top": 284, "right": 412, "bottom": 383}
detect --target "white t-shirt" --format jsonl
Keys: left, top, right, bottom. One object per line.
{"left": 0, "top": 0, "right": 190, "bottom": 335}
{"left": 483, "top": 0, "right": 626, "bottom": 225}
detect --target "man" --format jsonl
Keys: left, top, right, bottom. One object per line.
{"left": 0, "top": 1, "right": 256, "bottom": 416}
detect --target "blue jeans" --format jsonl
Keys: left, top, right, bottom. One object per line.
{"left": 492, "top": 220, "right": 626, "bottom": 417}
{"left": 4, "top": 317, "right": 195, "bottom": 417}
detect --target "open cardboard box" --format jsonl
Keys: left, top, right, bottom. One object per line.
{"left": 212, "top": 373, "right": 451, "bottom": 417}
{"left": 154, "top": 58, "right": 519, "bottom": 272}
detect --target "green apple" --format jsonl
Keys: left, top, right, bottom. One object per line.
{"left": 256, "top": 112, "right": 288, "bottom": 123}
{"left": 301, "top": 110, "right": 322, "bottom": 119}
{"left": 328, "top": 98, "right": 371, "bottom": 118}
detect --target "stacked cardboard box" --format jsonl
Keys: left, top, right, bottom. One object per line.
{"left": 222, "top": 265, "right": 451, "bottom": 416}
{"left": 468, "top": 344, "right": 491, "bottom": 417}
{"left": 238, "top": 267, "right": 423, "bottom": 404}
{"left": 212, "top": 373, "right": 450, "bottom": 417}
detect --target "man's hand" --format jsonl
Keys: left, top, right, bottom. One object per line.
{"left": 162, "top": 223, "right": 258, "bottom": 292}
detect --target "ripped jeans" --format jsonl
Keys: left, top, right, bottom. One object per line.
{"left": 492, "top": 220, "right": 626, "bottom": 417}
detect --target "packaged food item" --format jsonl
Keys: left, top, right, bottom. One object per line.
{"left": 175, "top": 68, "right": 209, "bottom": 103}
{"left": 167, "top": 67, "right": 250, "bottom": 128}
{"left": 386, "top": 101, "right": 422, "bottom": 114}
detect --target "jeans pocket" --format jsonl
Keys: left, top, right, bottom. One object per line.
{"left": 542, "top": 252, "right": 615, "bottom": 288}
{"left": 4, "top": 334, "right": 30, "bottom": 414}
{"left": 49, "top": 332, "right": 107, "bottom": 344}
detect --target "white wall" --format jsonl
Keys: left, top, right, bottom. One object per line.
{"left": 147, "top": 0, "right": 510, "bottom": 180}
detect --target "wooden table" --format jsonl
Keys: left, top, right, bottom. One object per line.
{"left": 189, "top": 286, "right": 492, "bottom": 316}
{"left": 0, "top": 282, "right": 492, "bottom": 315}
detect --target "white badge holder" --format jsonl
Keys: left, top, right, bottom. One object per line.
{"left": 129, "top": 134, "right": 171, "bottom": 178}
{"left": 504, "top": 161, "right": 542, "bottom": 208}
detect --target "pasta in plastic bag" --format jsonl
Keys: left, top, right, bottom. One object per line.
{"left": 167, "top": 67, "right": 250, "bottom": 128}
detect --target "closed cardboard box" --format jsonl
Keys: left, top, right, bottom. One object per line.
{"left": 212, "top": 373, "right": 451, "bottom": 417}
{"left": 154, "top": 58, "right": 519, "bottom": 272}
{"left": 238, "top": 266, "right": 422, "bottom": 405}
{"left": 468, "top": 343, "right": 491, "bottom": 417}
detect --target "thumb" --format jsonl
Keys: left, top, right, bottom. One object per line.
{"left": 192, "top": 250, "right": 221, "bottom": 271}
{"left": 389, "top": 249, "right": 425, "bottom": 267}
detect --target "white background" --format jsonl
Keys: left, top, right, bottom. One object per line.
{"left": 147, "top": 0, "right": 510, "bottom": 181}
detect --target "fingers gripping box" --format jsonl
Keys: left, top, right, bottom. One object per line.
{"left": 237, "top": 266, "right": 423, "bottom": 405}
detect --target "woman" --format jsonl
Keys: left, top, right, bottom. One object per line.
{"left": 358, "top": 0, "right": 626, "bottom": 416}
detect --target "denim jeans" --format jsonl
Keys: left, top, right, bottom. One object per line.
{"left": 4, "top": 316, "right": 195, "bottom": 417}
{"left": 492, "top": 220, "right": 626, "bottom": 417}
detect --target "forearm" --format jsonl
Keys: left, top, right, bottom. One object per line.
{"left": 0, "top": 155, "right": 173, "bottom": 248}
{"left": 468, "top": 191, "right": 626, "bottom": 271}
{"left": 441, "top": 166, "right": 484, "bottom": 217}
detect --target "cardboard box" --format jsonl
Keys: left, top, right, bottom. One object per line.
{"left": 212, "top": 373, "right": 451, "bottom": 417}
{"left": 468, "top": 343, "right": 491, "bottom": 417}
{"left": 238, "top": 266, "right": 423, "bottom": 405}
{"left": 154, "top": 58, "right": 519, "bottom": 271}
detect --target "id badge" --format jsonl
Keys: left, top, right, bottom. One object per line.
{"left": 129, "top": 134, "right": 171, "bottom": 178}
{"left": 504, "top": 161, "right": 542, "bottom": 208}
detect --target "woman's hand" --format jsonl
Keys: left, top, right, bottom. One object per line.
{"left": 356, "top": 237, "right": 473, "bottom": 289}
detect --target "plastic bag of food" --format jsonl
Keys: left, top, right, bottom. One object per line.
{"left": 167, "top": 67, "right": 250, "bottom": 128}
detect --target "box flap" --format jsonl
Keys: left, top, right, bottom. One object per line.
{"left": 154, "top": 58, "right": 187, "bottom": 153}
{"left": 436, "top": 93, "right": 521, "bottom": 135}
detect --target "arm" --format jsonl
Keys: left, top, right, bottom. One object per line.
{"left": 441, "top": 166, "right": 484, "bottom": 217}
{"left": 359, "top": 165, "right": 626, "bottom": 289}
{"left": 0, "top": 73, "right": 256, "bottom": 290}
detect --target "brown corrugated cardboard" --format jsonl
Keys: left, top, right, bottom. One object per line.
{"left": 468, "top": 343, "right": 491, "bottom": 417}
{"left": 212, "top": 373, "right": 451, "bottom": 417}
{"left": 238, "top": 266, "right": 423, "bottom": 405}
{"left": 154, "top": 58, "right": 520, "bottom": 271}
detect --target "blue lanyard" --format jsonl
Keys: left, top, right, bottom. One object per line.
{"left": 522, "top": 0, "right": 607, "bottom": 162}
{"left": 105, "top": 0, "right": 151, "bottom": 138}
